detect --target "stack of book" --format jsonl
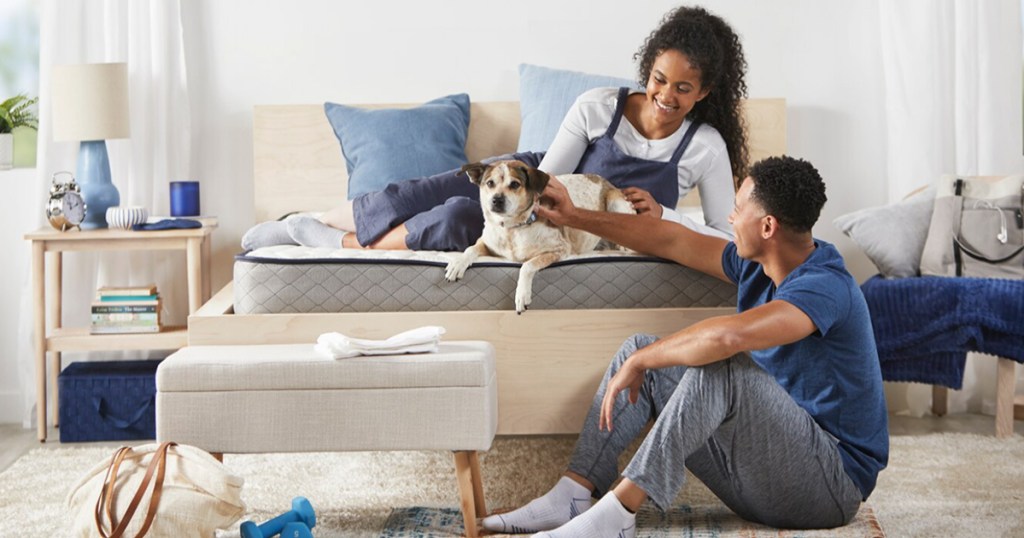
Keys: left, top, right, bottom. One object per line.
{"left": 90, "top": 284, "right": 162, "bottom": 334}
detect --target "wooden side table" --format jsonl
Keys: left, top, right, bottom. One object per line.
{"left": 24, "top": 221, "right": 217, "bottom": 442}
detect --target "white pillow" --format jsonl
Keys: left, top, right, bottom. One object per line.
{"left": 833, "top": 187, "right": 935, "bottom": 278}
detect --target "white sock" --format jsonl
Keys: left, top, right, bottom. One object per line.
{"left": 241, "top": 220, "right": 297, "bottom": 250}
{"left": 532, "top": 492, "right": 636, "bottom": 538}
{"left": 286, "top": 216, "right": 346, "bottom": 248}
{"left": 482, "top": 476, "right": 592, "bottom": 534}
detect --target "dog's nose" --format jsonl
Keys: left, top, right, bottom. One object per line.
{"left": 491, "top": 195, "right": 505, "bottom": 213}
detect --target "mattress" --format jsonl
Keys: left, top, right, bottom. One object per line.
{"left": 234, "top": 245, "right": 737, "bottom": 314}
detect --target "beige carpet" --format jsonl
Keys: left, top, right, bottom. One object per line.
{"left": 0, "top": 433, "right": 1020, "bottom": 536}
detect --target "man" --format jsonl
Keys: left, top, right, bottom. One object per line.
{"left": 483, "top": 156, "right": 888, "bottom": 537}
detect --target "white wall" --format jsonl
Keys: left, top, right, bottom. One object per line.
{"left": 0, "top": 0, "right": 895, "bottom": 423}
{"left": 180, "top": 0, "right": 887, "bottom": 287}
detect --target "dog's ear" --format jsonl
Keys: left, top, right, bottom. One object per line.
{"left": 461, "top": 162, "right": 488, "bottom": 185}
{"left": 518, "top": 166, "right": 550, "bottom": 194}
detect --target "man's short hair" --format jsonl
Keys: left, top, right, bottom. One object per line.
{"left": 745, "top": 156, "right": 826, "bottom": 233}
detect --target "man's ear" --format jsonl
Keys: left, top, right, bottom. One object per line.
{"left": 518, "top": 166, "right": 550, "bottom": 194}
{"left": 761, "top": 215, "right": 779, "bottom": 239}
{"left": 461, "top": 162, "right": 488, "bottom": 185}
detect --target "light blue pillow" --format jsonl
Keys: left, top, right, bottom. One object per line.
{"left": 324, "top": 94, "right": 471, "bottom": 199}
{"left": 517, "top": 64, "right": 639, "bottom": 153}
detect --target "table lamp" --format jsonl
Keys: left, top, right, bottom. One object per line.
{"left": 52, "top": 63, "right": 130, "bottom": 229}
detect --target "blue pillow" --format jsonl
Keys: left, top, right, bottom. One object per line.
{"left": 324, "top": 94, "right": 471, "bottom": 199}
{"left": 517, "top": 64, "right": 639, "bottom": 153}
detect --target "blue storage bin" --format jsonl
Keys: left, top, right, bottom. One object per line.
{"left": 58, "top": 359, "right": 162, "bottom": 443}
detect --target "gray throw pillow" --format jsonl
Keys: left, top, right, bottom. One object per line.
{"left": 833, "top": 187, "right": 935, "bottom": 278}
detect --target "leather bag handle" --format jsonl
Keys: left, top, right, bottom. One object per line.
{"left": 94, "top": 442, "right": 176, "bottom": 538}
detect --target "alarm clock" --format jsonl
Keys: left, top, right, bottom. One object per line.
{"left": 46, "top": 171, "right": 87, "bottom": 231}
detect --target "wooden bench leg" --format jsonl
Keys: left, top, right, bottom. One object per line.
{"left": 995, "top": 358, "right": 1016, "bottom": 439}
{"left": 468, "top": 451, "right": 486, "bottom": 517}
{"left": 454, "top": 450, "right": 485, "bottom": 537}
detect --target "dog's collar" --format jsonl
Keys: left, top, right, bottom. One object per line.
{"left": 505, "top": 211, "right": 537, "bottom": 229}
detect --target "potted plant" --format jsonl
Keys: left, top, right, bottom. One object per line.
{"left": 0, "top": 94, "right": 39, "bottom": 170}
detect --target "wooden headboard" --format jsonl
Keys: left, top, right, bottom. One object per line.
{"left": 253, "top": 99, "right": 786, "bottom": 222}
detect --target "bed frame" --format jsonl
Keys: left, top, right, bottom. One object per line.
{"left": 189, "top": 99, "right": 786, "bottom": 435}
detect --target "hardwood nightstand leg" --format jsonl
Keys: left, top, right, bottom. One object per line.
{"left": 932, "top": 385, "right": 948, "bottom": 417}
{"left": 32, "top": 242, "right": 46, "bottom": 441}
{"left": 186, "top": 237, "right": 202, "bottom": 314}
{"left": 47, "top": 252, "right": 62, "bottom": 428}
{"left": 201, "top": 235, "right": 212, "bottom": 301}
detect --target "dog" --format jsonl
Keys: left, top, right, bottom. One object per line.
{"left": 444, "top": 160, "right": 635, "bottom": 314}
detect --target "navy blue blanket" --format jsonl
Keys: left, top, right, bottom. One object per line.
{"left": 861, "top": 275, "right": 1024, "bottom": 389}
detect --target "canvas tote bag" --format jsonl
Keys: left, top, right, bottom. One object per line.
{"left": 66, "top": 442, "right": 246, "bottom": 537}
{"left": 920, "top": 174, "right": 1024, "bottom": 278}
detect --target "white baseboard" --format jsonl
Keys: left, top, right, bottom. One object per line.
{"left": 0, "top": 390, "right": 24, "bottom": 424}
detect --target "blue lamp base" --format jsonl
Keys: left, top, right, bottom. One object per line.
{"left": 76, "top": 140, "right": 120, "bottom": 230}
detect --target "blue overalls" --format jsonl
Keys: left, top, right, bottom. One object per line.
{"left": 352, "top": 87, "right": 701, "bottom": 251}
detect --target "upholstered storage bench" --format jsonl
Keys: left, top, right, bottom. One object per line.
{"left": 155, "top": 341, "right": 496, "bottom": 537}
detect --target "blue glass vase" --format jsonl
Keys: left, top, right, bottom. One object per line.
{"left": 76, "top": 140, "right": 120, "bottom": 230}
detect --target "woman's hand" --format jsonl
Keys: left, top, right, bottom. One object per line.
{"left": 536, "top": 177, "right": 577, "bottom": 226}
{"left": 621, "top": 187, "right": 663, "bottom": 219}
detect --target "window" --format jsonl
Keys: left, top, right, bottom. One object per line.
{"left": 0, "top": 0, "right": 40, "bottom": 168}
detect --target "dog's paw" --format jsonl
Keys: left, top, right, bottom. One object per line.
{"left": 444, "top": 260, "right": 469, "bottom": 282}
{"left": 514, "top": 287, "right": 532, "bottom": 314}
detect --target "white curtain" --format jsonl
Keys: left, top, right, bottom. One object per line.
{"left": 878, "top": 0, "right": 1024, "bottom": 416}
{"left": 17, "top": 0, "right": 190, "bottom": 427}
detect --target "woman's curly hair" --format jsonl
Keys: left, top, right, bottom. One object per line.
{"left": 635, "top": 5, "right": 749, "bottom": 182}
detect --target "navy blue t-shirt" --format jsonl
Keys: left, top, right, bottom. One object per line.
{"left": 721, "top": 240, "right": 888, "bottom": 499}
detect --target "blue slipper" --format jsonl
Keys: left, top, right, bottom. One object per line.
{"left": 132, "top": 218, "right": 203, "bottom": 231}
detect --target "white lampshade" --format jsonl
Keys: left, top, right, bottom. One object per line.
{"left": 52, "top": 63, "right": 130, "bottom": 142}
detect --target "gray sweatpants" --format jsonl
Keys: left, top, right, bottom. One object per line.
{"left": 567, "top": 334, "right": 863, "bottom": 529}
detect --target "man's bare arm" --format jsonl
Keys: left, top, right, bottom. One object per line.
{"left": 633, "top": 300, "right": 818, "bottom": 369}
{"left": 598, "top": 299, "right": 816, "bottom": 430}
{"left": 537, "top": 178, "right": 730, "bottom": 282}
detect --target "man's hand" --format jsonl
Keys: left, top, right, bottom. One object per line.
{"left": 599, "top": 355, "right": 646, "bottom": 431}
{"left": 536, "top": 177, "right": 577, "bottom": 227}
{"left": 621, "top": 187, "right": 663, "bottom": 219}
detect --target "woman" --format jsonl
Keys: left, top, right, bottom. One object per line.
{"left": 243, "top": 5, "right": 748, "bottom": 252}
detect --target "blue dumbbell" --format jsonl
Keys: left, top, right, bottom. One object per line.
{"left": 280, "top": 522, "right": 313, "bottom": 538}
{"left": 240, "top": 497, "right": 316, "bottom": 538}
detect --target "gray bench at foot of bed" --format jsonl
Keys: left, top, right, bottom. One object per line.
{"left": 156, "top": 341, "right": 496, "bottom": 537}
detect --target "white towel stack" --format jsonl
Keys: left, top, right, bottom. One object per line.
{"left": 315, "top": 326, "right": 447, "bottom": 359}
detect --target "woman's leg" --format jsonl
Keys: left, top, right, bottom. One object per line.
{"left": 240, "top": 220, "right": 297, "bottom": 250}
{"left": 282, "top": 201, "right": 410, "bottom": 249}
{"left": 292, "top": 152, "right": 544, "bottom": 250}
{"left": 351, "top": 151, "right": 545, "bottom": 249}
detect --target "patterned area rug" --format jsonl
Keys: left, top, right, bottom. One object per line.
{"left": 381, "top": 504, "right": 884, "bottom": 537}
{"left": 2, "top": 432, "right": 1020, "bottom": 536}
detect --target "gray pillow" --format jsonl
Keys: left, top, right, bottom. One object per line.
{"left": 833, "top": 187, "right": 935, "bottom": 278}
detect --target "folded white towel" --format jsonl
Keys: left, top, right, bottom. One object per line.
{"left": 315, "top": 326, "right": 446, "bottom": 359}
